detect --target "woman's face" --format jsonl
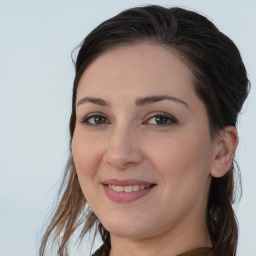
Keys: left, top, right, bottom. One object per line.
{"left": 72, "top": 43, "right": 216, "bottom": 240}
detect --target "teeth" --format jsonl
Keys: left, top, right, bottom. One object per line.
{"left": 124, "top": 185, "right": 133, "bottom": 192}
{"left": 108, "top": 184, "right": 151, "bottom": 192}
{"left": 140, "top": 185, "right": 145, "bottom": 190}
{"left": 133, "top": 185, "right": 140, "bottom": 191}
{"left": 116, "top": 186, "right": 124, "bottom": 192}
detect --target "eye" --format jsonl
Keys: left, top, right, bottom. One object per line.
{"left": 145, "top": 113, "right": 177, "bottom": 126}
{"left": 81, "top": 113, "right": 110, "bottom": 126}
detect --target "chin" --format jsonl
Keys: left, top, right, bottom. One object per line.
{"left": 100, "top": 215, "right": 152, "bottom": 239}
{"left": 107, "top": 226, "right": 149, "bottom": 239}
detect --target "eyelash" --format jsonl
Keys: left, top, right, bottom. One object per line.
{"left": 144, "top": 112, "right": 178, "bottom": 127}
{"left": 80, "top": 112, "right": 177, "bottom": 127}
{"left": 80, "top": 112, "right": 110, "bottom": 127}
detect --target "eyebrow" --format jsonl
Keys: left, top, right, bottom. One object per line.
{"left": 135, "top": 95, "right": 189, "bottom": 108}
{"left": 77, "top": 95, "right": 189, "bottom": 109}
{"left": 77, "top": 97, "right": 110, "bottom": 107}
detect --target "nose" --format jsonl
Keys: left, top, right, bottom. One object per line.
{"left": 103, "top": 125, "right": 143, "bottom": 170}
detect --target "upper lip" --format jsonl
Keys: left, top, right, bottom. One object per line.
{"left": 102, "top": 178, "right": 155, "bottom": 186}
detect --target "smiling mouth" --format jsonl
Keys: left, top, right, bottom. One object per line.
{"left": 106, "top": 184, "right": 154, "bottom": 192}
{"left": 102, "top": 179, "right": 156, "bottom": 202}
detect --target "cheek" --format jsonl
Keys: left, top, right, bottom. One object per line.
{"left": 71, "top": 127, "right": 105, "bottom": 197}
{"left": 144, "top": 132, "right": 213, "bottom": 222}
{"left": 72, "top": 126, "right": 105, "bottom": 167}
{"left": 147, "top": 130, "right": 213, "bottom": 188}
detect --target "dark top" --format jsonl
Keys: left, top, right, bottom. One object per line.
{"left": 92, "top": 245, "right": 212, "bottom": 256}
{"left": 177, "top": 247, "right": 212, "bottom": 256}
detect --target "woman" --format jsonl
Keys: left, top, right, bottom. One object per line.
{"left": 40, "top": 5, "right": 250, "bottom": 256}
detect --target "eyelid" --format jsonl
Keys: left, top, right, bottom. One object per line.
{"left": 80, "top": 112, "right": 110, "bottom": 125}
{"left": 79, "top": 111, "right": 177, "bottom": 127}
{"left": 143, "top": 111, "right": 178, "bottom": 125}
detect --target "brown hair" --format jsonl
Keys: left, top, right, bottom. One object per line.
{"left": 39, "top": 5, "right": 250, "bottom": 256}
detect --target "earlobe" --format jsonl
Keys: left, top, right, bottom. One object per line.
{"left": 210, "top": 126, "right": 239, "bottom": 178}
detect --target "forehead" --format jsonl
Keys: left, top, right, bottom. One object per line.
{"left": 77, "top": 43, "right": 195, "bottom": 100}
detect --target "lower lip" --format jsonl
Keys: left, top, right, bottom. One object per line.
{"left": 103, "top": 185, "right": 154, "bottom": 203}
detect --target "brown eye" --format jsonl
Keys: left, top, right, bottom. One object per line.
{"left": 146, "top": 113, "right": 177, "bottom": 126}
{"left": 93, "top": 116, "right": 106, "bottom": 124}
{"left": 155, "top": 116, "right": 169, "bottom": 125}
{"left": 81, "top": 114, "right": 110, "bottom": 126}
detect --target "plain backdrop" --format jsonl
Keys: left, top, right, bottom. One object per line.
{"left": 0, "top": 1, "right": 255, "bottom": 256}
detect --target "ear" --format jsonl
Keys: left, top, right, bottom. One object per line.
{"left": 210, "top": 126, "right": 239, "bottom": 178}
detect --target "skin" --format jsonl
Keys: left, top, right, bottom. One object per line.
{"left": 72, "top": 43, "right": 238, "bottom": 256}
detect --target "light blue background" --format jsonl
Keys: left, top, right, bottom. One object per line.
{"left": 0, "top": 1, "right": 255, "bottom": 255}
